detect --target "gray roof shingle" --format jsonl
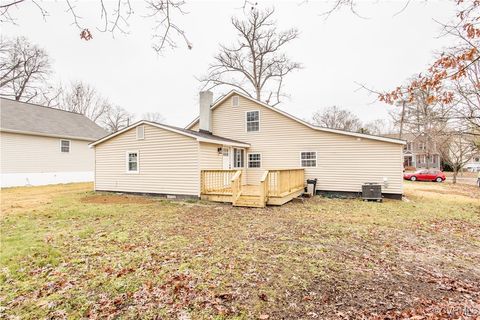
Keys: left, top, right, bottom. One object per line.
{"left": 0, "top": 98, "right": 107, "bottom": 141}
{"left": 158, "top": 122, "right": 249, "bottom": 146}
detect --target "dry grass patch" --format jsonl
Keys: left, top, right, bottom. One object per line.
{"left": 0, "top": 182, "right": 93, "bottom": 215}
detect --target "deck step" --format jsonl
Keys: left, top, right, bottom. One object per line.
{"left": 234, "top": 195, "right": 265, "bottom": 208}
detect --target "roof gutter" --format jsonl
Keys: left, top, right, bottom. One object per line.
{"left": 90, "top": 120, "right": 251, "bottom": 148}
{"left": 197, "top": 137, "right": 250, "bottom": 148}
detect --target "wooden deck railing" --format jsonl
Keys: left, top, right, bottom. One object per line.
{"left": 200, "top": 170, "right": 238, "bottom": 194}
{"left": 231, "top": 170, "right": 243, "bottom": 205}
{"left": 266, "top": 169, "right": 305, "bottom": 197}
{"left": 259, "top": 170, "right": 269, "bottom": 205}
{"left": 201, "top": 168, "right": 304, "bottom": 206}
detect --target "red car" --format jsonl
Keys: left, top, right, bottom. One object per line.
{"left": 404, "top": 169, "right": 446, "bottom": 182}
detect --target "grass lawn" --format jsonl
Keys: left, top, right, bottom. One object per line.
{"left": 1, "top": 182, "right": 479, "bottom": 319}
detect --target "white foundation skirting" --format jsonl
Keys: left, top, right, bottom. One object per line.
{"left": 1, "top": 171, "right": 94, "bottom": 188}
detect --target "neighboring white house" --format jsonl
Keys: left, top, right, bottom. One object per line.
{"left": 0, "top": 98, "right": 106, "bottom": 187}
{"left": 465, "top": 153, "right": 480, "bottom": 172}
{"left": 91, "top": 90, "right": 405, "bottom": 207}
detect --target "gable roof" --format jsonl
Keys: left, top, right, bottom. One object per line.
{"left": 185, "top": 90, "right": 406, "bottom": 145}
{"left": 0, "top": 98, "right": 107, "bottom": 141}
{"left": 90, "top": 120, "right": 250, "bottom": 148}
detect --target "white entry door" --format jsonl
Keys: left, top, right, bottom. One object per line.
{"left": 222, "top": 147, "right": 231, "bottom": 169}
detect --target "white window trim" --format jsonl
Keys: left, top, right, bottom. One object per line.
{"left": 136, "top": 125, "right": 145, "bottom": 140}
{"left": 300, "top": 151, "right": 317, "bottom": 168}
{"left": 232, "top": 95, "right": 239, "bottom": 107}
{"left": 245, "top": 110, "right": 260, "bottom": 133}
{"left": 126, "top": 150, "right": 140, "bottom": 174}
{"left": 60, "top": 139, "right": 71, "bottom": 153}
{"left": 247, "top": 152, "right": 262, "bottom": 168}
{"left": 233, "top": 148, "right": 245, "bottom": 168}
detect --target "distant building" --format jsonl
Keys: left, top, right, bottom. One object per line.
{"left": 465, "top": 153, "right": 480, "bottom": 172}
{"left": 384, "top": 133, "right": 441, "bottom": 170}
{"left": 0, "top": 98, "right": 106, "bottom": 187}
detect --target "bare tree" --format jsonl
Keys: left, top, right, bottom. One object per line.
{"left": 142, "top": 112, "right": 165, "bottom": 123}
{"left": 146, "top": 0, "right": 192, "bottom": 52}
{"left": 103, "top": 105, "right": 135, "bottom": 133}
{"left": 58, "top": 81, "right": 112, "bottom": 124}
{"left": 311, "top": 106, "right": 362, "bottom": 132}
{"left": 0, "top": 1, "right": 190, "bottom": 53}
{"left": 362, "top": 119, "right": 395, "bottom": 136}
{"left": 451, "top": 60, "right": 480, "bottom": 132}
{"left": 0, "top": 36, "right": 51, "bottom": 102}
{"left": 438, "top": 132, "right": 476, "bottom": 183}
{"left": 389, "top": 86, "right": 453, "bottom": 167}
{"left": 200, "top": 8, "right": 301, "bottom": 106}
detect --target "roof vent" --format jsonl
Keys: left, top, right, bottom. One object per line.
{"left": 136, "top": 125, "right": 145, "bottom": 140}
{"left": 232, "top": 95, "right": 239, "bottom": 107}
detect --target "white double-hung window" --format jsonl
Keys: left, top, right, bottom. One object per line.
{"left": 233, "top": 148, "right": 245, "bottom": 168}
{"left": 60, "top": 140, "right": 70, "bottom": 153}
{"left": 246, "top": 111, "right": 260, "bottom": 132}
{"left": 126, "top": 151, "right": 139, "bottom": 173}
{"left": 300, "top": 152, "right": 317, "bottom": 167}
{"left": 248, "top": 153, "right": 261, "bottom": 168}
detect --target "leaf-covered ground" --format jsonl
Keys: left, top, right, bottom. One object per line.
{"left": 1, "top": 182, "right": 479, "bottom": 319}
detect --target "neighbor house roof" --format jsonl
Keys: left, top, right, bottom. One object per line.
{"left": 90, "top": 120, "right": 250, "bottom": 148}
{"left": 185, "top": 90, "right": 406, "bottom": 145}
{"left": 383, "top": 133, "right": 416, "bottom": 141}
{"left": 0, "top": 98, "right": 107, "bottom": 141}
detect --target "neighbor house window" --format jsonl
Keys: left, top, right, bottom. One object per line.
{"left": 246, "top": 111, "right": 260, "bottom": 132}
{"left": 248, "top": 153, "right": 261, "bottom": 168}
{"left": 233, "top": 148, "right": 244, "bottom": 168}
{"left": 301, "top": 152, "right": 317, "bottom": 167}
{"left": 126, "top": 151, "right": 139, "bottom": 173}
{"left": 416, "top": 154, "right": 426, "bottom": 164}
{"left": 60, "top": 140, "right": 70, "bottom": 153}
{"left": 136, "top": 125, "right": 145, "bottom": 140}
{"left": 232, "top": 95, "right": 239, "bottom": 107}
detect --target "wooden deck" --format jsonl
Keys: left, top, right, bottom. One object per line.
{"left": 200, "top": 169, "right": 305, "bottom": 208}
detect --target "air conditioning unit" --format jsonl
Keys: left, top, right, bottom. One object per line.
{"left": 362, "top": 183, "right": 382, "bottom": 202}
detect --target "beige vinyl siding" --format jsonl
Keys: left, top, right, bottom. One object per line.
{"left": 95, "top": 124, "right": 200, "bottom": 196}
{"left": 192, "top": 95, "right": 403, "bottom": 194}
{"left": 199, "top": 142, "right": 223, "bottom": 169}
{"left": 0, "top": 131, "right": 94, "bottom": 173}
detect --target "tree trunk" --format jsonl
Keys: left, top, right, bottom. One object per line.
{"left": 452, "top": 169, "right": 458, "bottom": 184}
{"left": 399, "top": 100, "right": 405, "bottom": 139}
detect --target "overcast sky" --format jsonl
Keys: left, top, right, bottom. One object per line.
{"left": 3, "top": 0, "right": 456, "bottom": 127}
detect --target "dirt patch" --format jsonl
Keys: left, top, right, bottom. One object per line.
{"left": 81, "top": 194, "right": 155, "bottom": 205}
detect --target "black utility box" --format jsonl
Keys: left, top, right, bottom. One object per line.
{"left": 362, "top": 183, "right": 382, "bottom": 202}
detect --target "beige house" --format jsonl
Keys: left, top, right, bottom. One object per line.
{"left": 0, "top": 98, "right": 106, "bottom": 187}
{"left": 91, "top": 91, "right": 405, "bottom": 207}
